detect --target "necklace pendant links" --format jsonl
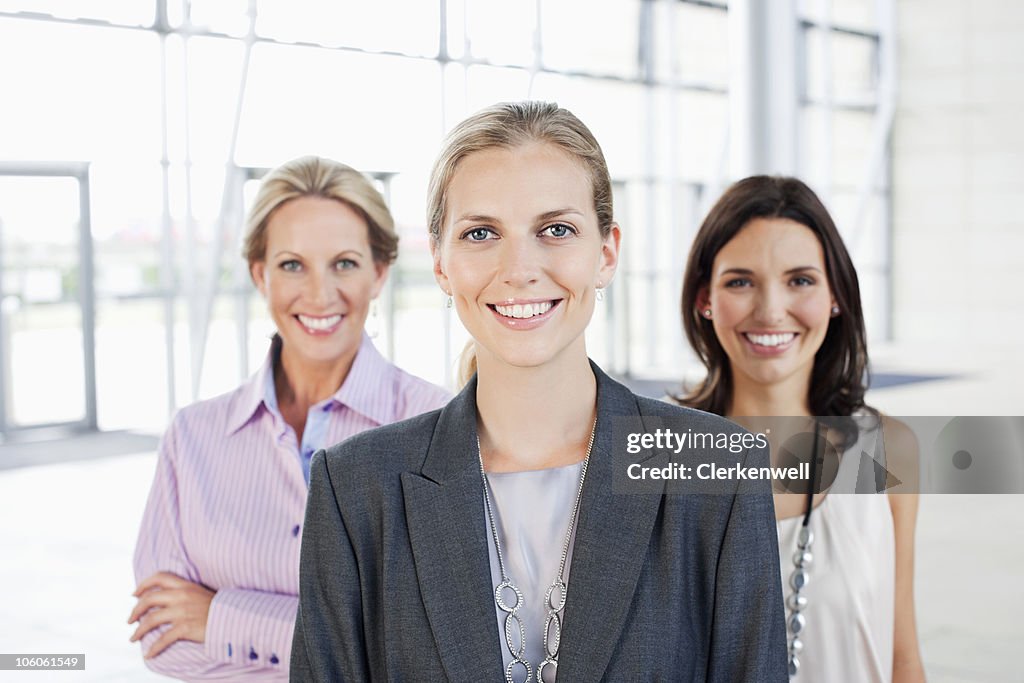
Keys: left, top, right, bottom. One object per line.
{"left": 537, "top": 658, "right": 557, "bottom": 682}
{"left": 479, "top": 417, "right": 596, "bottom": 681}
{"left": 786, "top": 529, "right": 813, "bottom": 677}
{"left": 505, "top": 658, "right": 532, "bottom": 683}
{"left": 496, "top": 580, "right": 524, "bottom": 613}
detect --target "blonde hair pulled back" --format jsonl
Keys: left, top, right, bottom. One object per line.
{"left": 243, "top": 155, "right": 399, "bottom": 271}
{"left": 426, "top": 102, "right": 613, "bottom": 387}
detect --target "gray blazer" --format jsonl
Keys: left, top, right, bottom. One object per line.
{"left": 291, "top": 363, "right": 787, "bottom": 682}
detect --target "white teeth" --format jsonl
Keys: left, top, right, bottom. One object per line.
{"left": 494, "top": 301, "right": 554, "bottom": 319}
{"left": 745, "top": 332, "right": 795, "bottom": 347}
{"left": 298, "top": 314, "right": 342, "bottom": 330}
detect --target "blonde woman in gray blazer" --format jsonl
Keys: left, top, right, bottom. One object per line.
{"left": 291, "top": 102, "right": 787, "bottom": 682}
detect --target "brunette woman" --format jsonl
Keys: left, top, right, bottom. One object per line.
{"left": 676, "top": 175, "right": 926, "bottom": 682}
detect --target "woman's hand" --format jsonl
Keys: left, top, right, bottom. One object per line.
{"left": 128, "top": 572, "right": 215, "bottom": 658}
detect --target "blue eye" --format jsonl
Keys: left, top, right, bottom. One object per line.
{"left": 463, "top": 227, "right": 496, "bottom": 241}
{"left": 335, "top": 259, "right": 358, "bottom": 270}
{"left": 541, "top": 223, "right": 576, "bottom": 238}
{"left": 280, "top": 260, "right": 301, "bottom": 272}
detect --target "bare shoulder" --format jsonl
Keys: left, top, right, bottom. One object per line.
{"left": 880, "top": 415, "right": 919, "bottom": 452}
{"left": 879, "top": 415, "right": 920, "bottom": 516}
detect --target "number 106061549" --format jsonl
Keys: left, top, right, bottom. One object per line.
{"left": 0, "top": 654, "right": 85, "bottom": 670}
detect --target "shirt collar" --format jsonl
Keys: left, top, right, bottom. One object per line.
{"left": 225, "top": 333, "right": 394, "bottom": 435}
{"left": 225, "top": 336, "right": 280, "bottom": 436}
{"left": 332, "top": 332, "right": 395, "bottom": 425}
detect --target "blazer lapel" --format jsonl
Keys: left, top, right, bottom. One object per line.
{"left": 557, "top": 363, "right": 666, "bottom": 682}
{"left": 401, "top": 377, "right": 505, "bottom": 682}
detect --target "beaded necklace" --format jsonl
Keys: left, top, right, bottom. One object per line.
{"left": 786, "top": 421, "right": 822, "bottom": 677}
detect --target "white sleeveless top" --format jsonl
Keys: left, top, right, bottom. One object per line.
{"left": 776, "top": 422, "right": 895, "bottom": 682}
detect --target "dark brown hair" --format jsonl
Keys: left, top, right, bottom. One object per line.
{"left": 677, "top": 175, "right": 870, "bottom": 419}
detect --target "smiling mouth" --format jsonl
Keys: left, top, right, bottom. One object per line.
{"left": 743, "top": 332, "right": 797, "bottom": 348}
{"left": 296, "top": 314, "right": 343, "bottom": 331}
{"left": 488, "top": 300, "right": 560, "bottom": 320}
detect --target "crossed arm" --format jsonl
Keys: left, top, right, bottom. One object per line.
{"left": 130, "top": 421, "right": 296, "bottom": 679}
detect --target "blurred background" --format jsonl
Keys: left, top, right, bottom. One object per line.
{"left": 0, "top": 0, "right": 1020, "bottom": 680}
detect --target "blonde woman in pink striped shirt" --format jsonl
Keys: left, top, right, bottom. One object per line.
{"left": 128, "top": 156, "right": 450, "bottom": 681}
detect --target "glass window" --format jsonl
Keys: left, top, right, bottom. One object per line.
{"left": 444, "top": 0, "right": 466, "bottom": 59}
{"left": 90, "top": 162, "right": 164, "bottom": 299}
{"left": 804, "top": 27, "right": 878, "bottom": 104}
{"left": 465, "top": 65, "right": 533, "bottom": 111}
{"left": 0, "top": 0, "right": 898, "bottom": 409}
{"left": 0, "top": 176, "right": 86, "bottom": 428}
{"left": 654, "top": 2, "right": 730, "bottom": 88}
{"left": 832, "top": 109, "right": 875, "bottom": 188}
{"left": 95, "top": 298, "right": 168, "bottom": 431}
{"left": 671, "top": 90, "right": 730, "bottom": 182}
{"left": 799, "top": 106, "right": 875, "bottom": 190}
{"left": 531, "top": 73, "right": 646, "bottom": 178}
{"left": 0, "top": 0, "right": 154, "bottom": 26}
{"left": 186, "top": 37, "right": 247, "bottom": 164}
{"left": 388, "top": 171, "right": 432, "bottom": 241}
{"left": 393, "top": 284, "right": 449, "bottom": 386}
{"left": 256, "top": 0, "right": 439, "bottom": 57}
{"left": 828, "top": 190, "right": 889, "bottom": 341}
{"left": 540, "top": 0, "right": 639, "bottom": 78}
{"left": 798, "top": 104, "right": 830, "bottom": 184}
{"left": 235, "top": 44, "right": 443, "bottom": 175}
{"left": 0, "top": 19, "right": 161, "bottom": 161}
{"left": 187, "top": 0, "right": 250, "bottom": 37}
{"left": 799, "top": 0, "right": 879, "bottom": 33}
{"left": 465, "top": 0, "right": 536, "bottom": 66}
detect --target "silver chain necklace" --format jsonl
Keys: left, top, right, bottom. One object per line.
{"left": 786, "top": 422, "right": 821, "bottom": 677}
{"left": 477, "top": 418, "right": 596, "bottom": 683}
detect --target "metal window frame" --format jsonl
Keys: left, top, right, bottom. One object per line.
{"left": 0, "top": 162, "right": 97, "bottom": 437}
{"left": 0, "top": 0, "right": 896, "bottom": 403}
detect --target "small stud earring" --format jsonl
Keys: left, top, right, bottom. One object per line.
{"left": 703, "top": 309, "right": 712, "bottom": 319}
{"left": 831, "top": 305, "right": 840, "bottom": 316}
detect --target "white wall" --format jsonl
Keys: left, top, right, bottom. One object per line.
{"left": 892, "top": 0, "right": 1024, "bottom": 344}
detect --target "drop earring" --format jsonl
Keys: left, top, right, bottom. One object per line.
{"left": 596, "top": 281, "right": 605, "bottom": 302}
{"left": 367, "top": 300, "right": 380, "bottom": 338}
{"left": 446, "top": 293, "right": 453, "bottom": 309}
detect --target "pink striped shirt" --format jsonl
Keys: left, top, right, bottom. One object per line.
{"left": 133, "top": 334, "right": 450, "bottom": 681}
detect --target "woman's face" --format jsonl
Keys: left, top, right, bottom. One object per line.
{"left": 701, "top": 217, "right": 836, "bottom": 392}
{"left": 250, "top": 195, "right": 388, "bottom": 368}
{"left": 432, "top": 142, "right": 619, "bottom": 372}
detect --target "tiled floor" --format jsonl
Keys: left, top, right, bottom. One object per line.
{"left": 0, "top": 453, "right": 164, "bottom": 682}
{"left": 1, "top": 342, "right": 1022, "bottom": 682}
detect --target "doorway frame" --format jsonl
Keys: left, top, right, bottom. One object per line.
{"left": 0, "top": 162, "right": 97, "bottom": 437}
